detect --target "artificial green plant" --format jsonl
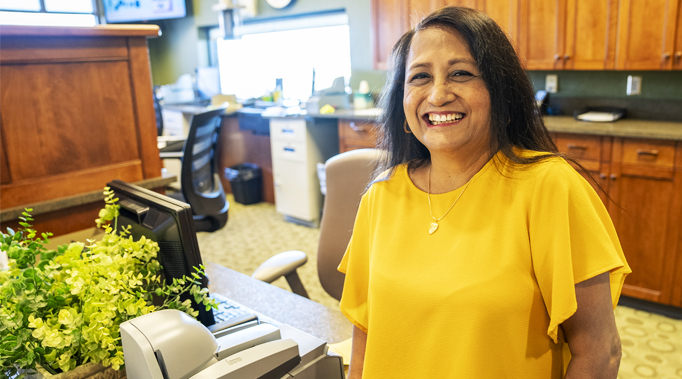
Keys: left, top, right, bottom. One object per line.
{"left": 0, "top": 187, "right": 217, "bottom": 377}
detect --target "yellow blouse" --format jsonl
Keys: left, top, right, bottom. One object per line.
{"left": 338, "top": 152, "right": 630, "bottom": 378}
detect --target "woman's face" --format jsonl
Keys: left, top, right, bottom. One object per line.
{"left": 403, "top": 26, "right": 492, "bottom": 158}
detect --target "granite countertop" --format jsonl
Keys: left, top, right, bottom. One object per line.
{"left": 544, "top": 116, "right": 682, "bottom": 141}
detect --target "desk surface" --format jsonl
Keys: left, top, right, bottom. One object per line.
{"left": 207, "top": 264, "right": 352, "bottom": 344}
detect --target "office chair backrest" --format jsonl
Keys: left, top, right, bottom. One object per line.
{"left": 181, "top": 108, "right": 229, "bottom": 232}
{"left": 317, "top": 148, "right": 381, "bottom": 301}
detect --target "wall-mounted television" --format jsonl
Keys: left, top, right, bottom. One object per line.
{"left": 103, "top": 0, "right": 187, "bottom": 23}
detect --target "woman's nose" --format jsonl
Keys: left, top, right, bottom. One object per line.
{"left": 428, "top": 81, "right": 456, "bottom": 106}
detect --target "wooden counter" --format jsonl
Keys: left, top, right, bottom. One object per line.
{"left": 0, "top": 25, "right": 162, "bottom": 235}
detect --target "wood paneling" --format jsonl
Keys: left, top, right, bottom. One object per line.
{"left": 0, "top": 201, "right": 104, "bottom": 239}
{"left": 0, "top": 122, "right": 10, "bottom": 185}
{"left": 0, "top": 25, "right": 161, "bottom": 224}
{"left": 0, "top": 160, "right": 143, "bottom": 208}
{"left": 127, "top": 37, "right": 163, "bottom": 180}
{"left": 0, "top": 62, "right": 140, "bottom": 181}
{"left": 0, "top": 36, "right": 129, "bottom": 64}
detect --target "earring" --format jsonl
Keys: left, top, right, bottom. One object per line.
{"left": 403, "top": 120, "right": 412, "bottom": 134}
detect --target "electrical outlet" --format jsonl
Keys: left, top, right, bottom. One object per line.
{"left": 545, "top": 74, "right": 558, "bottom": 93}
{"left": 627, "top": 75, "right": 642, "bottom": 95}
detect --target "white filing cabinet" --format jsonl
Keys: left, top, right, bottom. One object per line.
{"left": 269, "top": 118, "right": 339, "bottom": 226}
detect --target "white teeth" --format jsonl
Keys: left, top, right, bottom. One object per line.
{"left": 427, "top": 113, "right": 463, "bottom": 124}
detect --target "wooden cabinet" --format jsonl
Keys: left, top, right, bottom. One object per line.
{"left": 339, "top": 119, "right": 379, "bottom": 153}
{"left": 372, "top": 0, "right": 407, "bottom": 70}
{"left": 0, "top": 25, "right": 162, "bottom": 236}
{"left": 615, "top": 0, "right": 681, "bottom": 69}
{"left": 554, "top": 133, "right": 682, "bottom": 307}
{"left": 372, "top": 0, "right": 682, "bottom": 70}
{"left": 517, "top": 0, "right": 617, "bottom": 70}
{"left": 673, "top": 0, "right": 682, "bottom": 69}
{"left": 607, "top": 138, "right": 682, "bottom": 304}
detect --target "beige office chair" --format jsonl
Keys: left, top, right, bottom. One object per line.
{"left": 252, "top": 148, "right": 382, "bottom": 300}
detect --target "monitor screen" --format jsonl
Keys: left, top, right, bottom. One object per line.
{"left": 103, "top": 0, "right": 187, "bottom": 23}
{"left": 107, "top": 179, "right": 215, "bottom": 327}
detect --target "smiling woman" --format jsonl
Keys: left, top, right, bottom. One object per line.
{"left": 338, "top": 6, "right": 631, "bottom": 379}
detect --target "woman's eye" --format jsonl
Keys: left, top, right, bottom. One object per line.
{"left": 409, "top": 73, "right": 430, "bottom": 82}
{"left": 451, "top": 71, "right": 476, "bottom": 82}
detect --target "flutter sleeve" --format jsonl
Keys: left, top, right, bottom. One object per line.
{"left": 529, "top": 161, "right": 631, "bottom": 343}
{"left": 338, "top": 189, "right": 373, "bottom": 333}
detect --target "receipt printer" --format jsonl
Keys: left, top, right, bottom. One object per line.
{"left": 120, "top": 309, "right": 344, "bottom": 379}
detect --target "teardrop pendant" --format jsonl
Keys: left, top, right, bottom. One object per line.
{"left": 429, "top": 222, "right": 439, "bottom": 235}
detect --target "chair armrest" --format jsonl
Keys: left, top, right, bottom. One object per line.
{"left": 252, "top": 250, "right": 308, "bottom": 283}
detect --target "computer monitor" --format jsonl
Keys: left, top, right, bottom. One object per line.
{"left": 102, "top": 0, "right": 187, "bottom": 23}
{"left": 107, "top": 179, "right": 215, "bottom": 327}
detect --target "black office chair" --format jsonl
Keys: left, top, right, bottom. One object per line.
{"left": 163, "top": 108, "right": 229, "bottom": 232}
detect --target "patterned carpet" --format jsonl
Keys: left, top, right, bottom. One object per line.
{"left": 197, "top": 195, "right": 682, "bottom": 378}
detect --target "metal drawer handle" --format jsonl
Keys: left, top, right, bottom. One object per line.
{"left": 566, "top": 143, "right": 587, "bottom": 150}
{"left": 636, "top": 149, "right": 659, "bottom": 156}
{"left": 348, "top": 121, "right": 367, "bottom": 132}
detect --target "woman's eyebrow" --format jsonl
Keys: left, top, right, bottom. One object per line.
{"left": 407, "top": 58, "right": 476, "bottom": 71}
{"left": 448, "top": 58, "right": 476, "bottom": 66}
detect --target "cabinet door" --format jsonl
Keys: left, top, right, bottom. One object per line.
{"left": 616, "top": 0, "right": 680, "bottom": 69}
{"left": 373, "top": 0, "right": 407, "bottom": 70}
{"left": 608, "top": 138, "right": 680, "bottom": 304}
{"left": 564, "top": 0, "right": 617, "bottom": 69}
{"left": 409, "top": 0, "right": 442, "bottom": 27}
{"left": 477, "top": 0, "right": 519, "bottom": 48}
{"left": 674, "top": 0, "right": 682, "bottom": 69}
{"left": 518, "top": 0, "right": 564, "bottom": 69}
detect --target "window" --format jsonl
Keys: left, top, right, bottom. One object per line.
{"left": 0, "top": 0, "right": 98, "bottom": 26}
{"left": 216, "top": 12, "right": 352, "bottom": 102}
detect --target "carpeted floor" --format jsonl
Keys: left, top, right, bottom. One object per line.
{"left": 197, "top": 195, "right": 682, "bottom": 378}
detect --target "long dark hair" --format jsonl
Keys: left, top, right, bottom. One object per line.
{"left": 373, "top": 6, "right": 558, "bottom": 179}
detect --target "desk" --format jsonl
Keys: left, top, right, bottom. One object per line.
{"left": 207, "top": 264, "right": 352, "bottom": 344}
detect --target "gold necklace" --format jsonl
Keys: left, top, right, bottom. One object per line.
{"left": 427, "top": 165, "right": 472, "bottom": 235}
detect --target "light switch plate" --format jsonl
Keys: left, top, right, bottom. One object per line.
{"left": 627, "top": 75, "right": 642, "bottom": 95}
{"left": 545, "top": 74, "right": 558, "bottom": 93}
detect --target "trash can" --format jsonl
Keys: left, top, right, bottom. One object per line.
{"left": 225, "top": 163, "right": 263, "bottom": 205}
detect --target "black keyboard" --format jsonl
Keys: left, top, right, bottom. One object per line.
{"left": 207, "top": 293, "right": 259, "bottom": 335}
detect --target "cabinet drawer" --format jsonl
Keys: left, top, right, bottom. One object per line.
{"left": 339, "top": 119, "right": 378, "bottom": 145}
{"left": 270, "top": 119, "right": 306, "bottom": 142}
{"left": 555, "top": 134, "right": 602, "bottom": 161}
{"left": 554, "top": 134, "right": 602, "bottom": 172}
{"left": 621, "top": 139, "right": 675, "bottom": 169}
{"left": 271, "top": 140, "right": 307, "bottom": 163}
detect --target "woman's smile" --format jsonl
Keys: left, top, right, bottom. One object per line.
{"left": 423, "top": 111, "right": 465, "bottom": 126}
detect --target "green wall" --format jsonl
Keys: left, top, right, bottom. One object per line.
{"left": 527, "top": 71, "right": 682, "bottom": 100}
{"left": 145, "top": 1, "right": 682, "bottom": 101}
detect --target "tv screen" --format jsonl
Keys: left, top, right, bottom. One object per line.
{"left": 103, "top": 0, "right": 187, "bottom": 23}
{"left": 107, "top": 179, "right": 215, "bottom": 327}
